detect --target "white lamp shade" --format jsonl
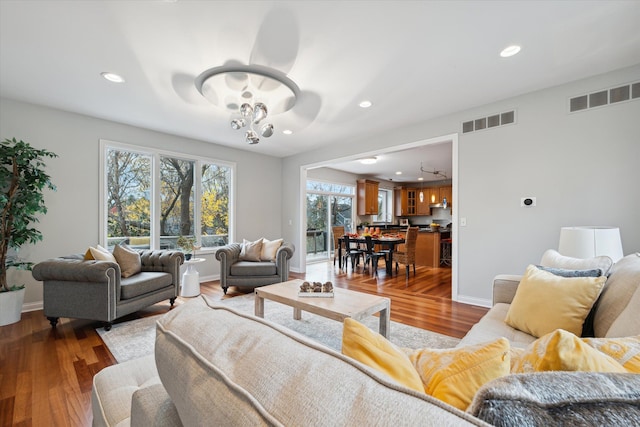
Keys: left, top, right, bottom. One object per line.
{"left": 558, "top": 226, "right": 624, "bottom": 262}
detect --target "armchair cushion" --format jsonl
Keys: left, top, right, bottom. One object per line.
{"left": 89, "top": 245, "right": 117, "bottom": 262}
{"left": 121, "top": 272, "right": 172, "bottom": 300}
{"left": 230, "top": 261, "right": 277, "bottom": 276}
{"left": 260, "top": 238, "right": 283, "bottom": 261}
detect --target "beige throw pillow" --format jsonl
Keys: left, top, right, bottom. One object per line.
{"left": 113, "top": 243, "right": 142, "bottom": 278}
{"left": 260, "top": 238, "right": 283, "bottom": 261}
{"left": 505, "top": 265, "right": 606, "bottom": 338}
{"left": 240, "top": 239, "right": 263, "bottom": 261}
{"left": 89, "top": 245, "right": 117, "bottom": 263}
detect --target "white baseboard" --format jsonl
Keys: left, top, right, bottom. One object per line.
{"left": 455, "top": 294, "right": 492, "bottom": 308}
{"left": 199, "top": 274, "right": 219, "bottom": 283}
{"left": 23, "top": 301, "right": 43, "bottom": 313}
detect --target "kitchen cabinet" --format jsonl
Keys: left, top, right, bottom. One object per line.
{"left": 357, "top": 179, "right": 379, "bottom": 215}
{"left": 415, "top": 231, "right": 441, "bottom": 267}
{"left": 439, "top": 185, "right": 452, "bottom": 206}
{"left": 416, "top": 188, "right": 430, "bottom": 215}
{"left": 394, "top": 187, "right": 417, "bottom": 216}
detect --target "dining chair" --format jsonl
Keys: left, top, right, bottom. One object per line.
{"left": 362, "top": 235, "right": 387, "bottom": 276}
{"left": 393, "top": 227, "right": 419, "bottom": 278}
{"left": 331, "top": 226, "right": 345, "bottom": 266}
{"left": 342, "top": 235, "right": 364, "bottom": 271}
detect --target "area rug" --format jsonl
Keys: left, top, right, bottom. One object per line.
{"left": 97, "top": 294, "right": 460, "bottom": 363}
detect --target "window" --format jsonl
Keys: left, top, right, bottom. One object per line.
{"left": 373, "top": 188, "right": 392, "bottom": 223}
{"left": 101, "top": 140, "right": 233, "bottom": 252}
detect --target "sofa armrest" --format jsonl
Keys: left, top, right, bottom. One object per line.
{"left": 32, "top": 257, "right": 120, "bottom": 284}
{"left": 215, "top": 243, "right": 242, "bottom": 289}
{"left": 469, "top": 372, "right": 640, "bottom": 426}
{"left": 131, "top": 383, "right": 183, "bottom": 427}
{"left": 275, "top": 242, "right": 295, "bottom": 282}
{"left": 138, "top": 250, "right": 185, "bottom": 288}
{"left": 492, "top": 275, "right": 522, "bottom": 306}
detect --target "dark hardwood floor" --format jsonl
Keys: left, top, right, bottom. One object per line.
{"left": 0, "top": 262, "right": 487, "bottom": 426}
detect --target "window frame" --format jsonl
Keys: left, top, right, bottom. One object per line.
{"left": 99, "top": 139, "right": 236, "bottom": 253}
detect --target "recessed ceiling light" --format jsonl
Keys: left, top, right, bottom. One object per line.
{"left": 360, "top": 157, "right": 377, "bottom": 165}
{"left": 359, "top": 100, "right": 372, "bottom": 108}
{"left": 500, "top": 45, "right": 521, "bottom": 58}
{"left": 282, "top": 129, "right": 293, "bottom": 135}
{"left": 101, "top": 72, "right": 125, "bottom": 83}
{"left": 418, "top": 177, "right": 424, "bottom": 181}
{"left": 395, "top": 171, "right": 402, "bottom": 175}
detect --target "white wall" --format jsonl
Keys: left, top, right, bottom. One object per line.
{"left": 283, "top": 64, "right": 640, "bottom": 306}
{"left": 1, "top": 98, "right": 283, "bottom": 309}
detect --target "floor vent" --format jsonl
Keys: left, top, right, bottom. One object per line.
{"left": 462, "top": 110, "right": 516, "bottom": 134}
{"left": 569, "top": 80, "right": 639, "bottom": 113}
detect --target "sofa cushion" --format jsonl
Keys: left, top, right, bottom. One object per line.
{"left": 511, "top": 329, "right": 626, "bottom": 374}
{"left": 539, "top": 249, "right": 613, "bottom": 275}
{"left": 341, "top": 318, "right": 424, "bottom": 393}
{"left": 230, "top": 261, "right": 277, "bottom": 276}
{"left": 505, "top": 265, "right": 606, "bottom": 337}
{"left": 121, "top": 272, "right": 172, "bottom": 300}
{"left": 239, "top": 238, "right": 263, "bottom": 261}
{"left": 113, "top": 243, "right": 142, "bottom": 278}
{"left": 469, "top": 372, "right": 640, "bottom": 427}
{"left": 92, "top": 354, "right": 161, "bottom": 427}
{"left": 154, "top": 296, "right": 485, "bottom": 426}
{"left": 407, "top": 338, "right": 510, "bottom": 411}
{"left": 458, "top": 303, "right": 537, "bottom": 349}
{"left": 593, "top": 253, "right": 640, "bottom": 337}
{"left": 260, "top": 238, "right": 283, "bottom": 261}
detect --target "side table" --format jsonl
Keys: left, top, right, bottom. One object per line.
{"left": 181, "top": 258, "right": 205, "bottom": 297}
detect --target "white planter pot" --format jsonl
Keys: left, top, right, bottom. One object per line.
{"left": 0, "top": 287, "right": 26, "bottom": 326}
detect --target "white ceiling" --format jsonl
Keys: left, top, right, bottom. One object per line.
{"left": 1, "top": 1, "right": 639, "bottom": 171}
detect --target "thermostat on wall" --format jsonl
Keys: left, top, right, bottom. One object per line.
{"left": 521, "top": 197, "right": 536, "bottom": 207}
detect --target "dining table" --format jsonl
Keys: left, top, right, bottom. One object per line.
{"left": 337, "top": 235, "right": 405, "bottom": 275}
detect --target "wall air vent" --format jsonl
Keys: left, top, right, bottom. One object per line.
{"left": 462, "top": 110, "right": 516, "bottom": 134}
{"left": 569, "top": 80, "right": 639, "bottom": 113}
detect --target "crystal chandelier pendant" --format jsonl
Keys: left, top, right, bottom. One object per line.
{"left": 230, "top": 118, "right": 246, "bottom": 130}
{"left": 260, "top": 123, "right": 274, "bottom": 138}
{"left": 252, "top": 102, "right": 268, "bottom": 124}
{"left": 240, "top": 103, "right": 253, "bottom": 118}
{"left": 245, "top": 130, "right": 259, "bottom": 145}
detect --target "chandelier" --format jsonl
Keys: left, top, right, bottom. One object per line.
{"left": 195, "top": 65, "right": 299, "bottom": 145}
{"left": 419, "top": 162, "right": 448, "bottom": 203}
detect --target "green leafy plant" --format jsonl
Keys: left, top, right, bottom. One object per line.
{"left": 176, "top": 235, "right": 196, "bottom": 254}
{"left": 1, "top": 138, "right": 57, "bottom": 292}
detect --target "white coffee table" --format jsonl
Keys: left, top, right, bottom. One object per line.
{"left": 181, "top": 258, "right": 205, "bottom": 297}
{"left": 254, "top": 279, "right": 391, "bottom": 337}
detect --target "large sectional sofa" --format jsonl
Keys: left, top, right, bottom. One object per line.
{"left": 92, "top": 251, "right": 640, "bottom": 426}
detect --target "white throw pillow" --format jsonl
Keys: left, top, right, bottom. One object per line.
{"left": 89, "top": 245, "right": 117, "bottom": 263}
{"left": 260, "top": 238, "right": 283, "bottom": 261}
{"left": 540, "top": 249, "right": 613, "bottom": 275}
{"left": 240, "top": 239, "right": 263, "bottom": 262}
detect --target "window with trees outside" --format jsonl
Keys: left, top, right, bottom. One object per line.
{"left": 101, "top": 141, "right": 233, "bottom": 253}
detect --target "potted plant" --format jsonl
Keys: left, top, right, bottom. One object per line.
{"left": 1, "top": 138, "right": 57, "bottom": 326}
{"left": 176, "top": 235, "right": 196, "bottom": 260}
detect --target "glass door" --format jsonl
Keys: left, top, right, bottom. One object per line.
{"left": 306, "top": 180, "right": 355, "bottom": 263}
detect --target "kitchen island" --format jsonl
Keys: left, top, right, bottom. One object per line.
{"left": 415, "top": 229, "right": 451, "bottom": 268}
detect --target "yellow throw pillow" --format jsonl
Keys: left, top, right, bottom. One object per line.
{"left": 407, "top": 338, "right": 510, "bottom": 411}
{"left": 89, "top": 245, "right": 117, "bottom": 263}
{"left": 583, "top": 336, "right": 640, "bottom": 373}
{"left": 113, "top": 243, "right": 142, "bottom": 278}
{"left": 504, "top": 264, "right": 606, "bottom": 337}
{"left": 341, "top": 318, "right": 424, "bottom": 393}
{"left": 84, "top": 248, "right": 95, "bottom": 260}
{"left": 260, "top": 238, "right": 283, "bottom": 261}
{"left": 512, "top": 329, "right": 626, "bottom": 373}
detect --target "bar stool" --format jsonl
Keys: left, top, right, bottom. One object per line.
{"left": 440, "top": 238, "right": 452, "bottom": 267}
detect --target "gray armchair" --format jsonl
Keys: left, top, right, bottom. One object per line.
{"left": 215, "top": 242, "right": 294, "bottom": 294}
{"left": 32, "top": 250, "right": 184, "bottom": 330}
